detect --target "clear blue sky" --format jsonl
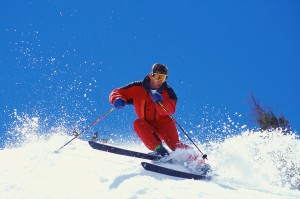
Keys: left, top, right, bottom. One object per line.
{"left": 1, "top": 1, "right": 299, "bottom": 145}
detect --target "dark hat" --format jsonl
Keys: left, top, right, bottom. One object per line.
{"left": 152, "top": 63, "right": 168, "bottom": 75}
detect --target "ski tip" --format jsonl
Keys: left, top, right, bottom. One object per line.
{"left": 88, "top": 140, "right": 95, "bottom": 146}
{"left": 141, "top": 162, "right": 147, "bottom": 168}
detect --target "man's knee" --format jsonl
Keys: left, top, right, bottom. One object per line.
{"left": 133, "top": 119, "right": 146, "bottom": 132}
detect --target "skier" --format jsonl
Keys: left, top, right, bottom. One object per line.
{"left": 109, "top": 63, "right": 190, "bottom": 156}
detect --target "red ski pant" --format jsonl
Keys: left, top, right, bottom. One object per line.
{"left": 133, "top": 119, "right": 188, "bottom": 151}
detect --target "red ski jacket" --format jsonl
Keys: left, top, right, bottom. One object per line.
{"left": 109, "top": 74, "right": 178, "bottom": 126}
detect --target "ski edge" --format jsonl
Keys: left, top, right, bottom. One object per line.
{"left": 141, "top": 162, "right": 212, "bottom": 180}
{"left": 88, "top": 141, "right": 160, "bottom": 161}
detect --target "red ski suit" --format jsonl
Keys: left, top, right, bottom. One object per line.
{"left": 109, "top": 74, "right": 186, "bottom": 151}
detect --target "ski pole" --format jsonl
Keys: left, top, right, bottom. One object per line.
{"left": 55, "top": 107, "right": 115, "bottom": 152}
{"left": 158, "top": 102, "right": 207, "bottom": 159}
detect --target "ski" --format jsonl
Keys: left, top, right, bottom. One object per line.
{"left": 88, "top": 141, "right": 160, "bottom": 160}
{"left": 88, "top": 141, "right": 212, "bottom": 180}
{"left": 141, "top": 162, "right": 211, "bottom": 180}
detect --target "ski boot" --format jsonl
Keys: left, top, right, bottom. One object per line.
{"left": 149, "top": 145, "right": 172, "bottom": 163}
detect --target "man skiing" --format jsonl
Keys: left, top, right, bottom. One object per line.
{"left": 109, "top": 63, "right": 189, "bottom": 156}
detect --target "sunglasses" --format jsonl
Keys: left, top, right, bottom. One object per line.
{"left": 152, "top": 73, "right": 168, "bottom": 82}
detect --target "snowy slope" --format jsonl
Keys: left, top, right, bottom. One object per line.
{"left": 1, "top": 129, "right": 299, "bottom": 199}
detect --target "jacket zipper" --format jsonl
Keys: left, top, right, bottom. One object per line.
{"left": 143, "top": 100, "right": 156, "bottom": 122}
{"left": 144, "top": 101, "right": 147, "bottom": 121}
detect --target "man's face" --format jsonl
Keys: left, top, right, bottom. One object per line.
{"left": 150, "top": 73, "right": 167, "bottom": 89}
